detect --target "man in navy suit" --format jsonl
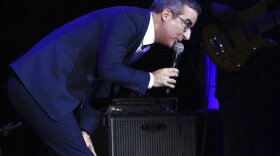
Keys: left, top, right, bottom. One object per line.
{"left": 7, "top": 0, "right": 201, "bottom": 155}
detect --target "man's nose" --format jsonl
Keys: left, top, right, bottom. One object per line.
{"left": 183, "top": 29, "right": 191, "bottom": 40}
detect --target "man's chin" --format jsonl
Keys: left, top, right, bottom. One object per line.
{"left": 160, "top": 40, "right": 176, "bottom": 48}
{"left": 168, "top": 44, "right": 173, "bottom": 48}
{"left": 171, "top": 40, "right": 178, "bottom": 47}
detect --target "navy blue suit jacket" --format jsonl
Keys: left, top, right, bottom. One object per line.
{"left": 10, "top": 6, "right": 151, "bottom": 122}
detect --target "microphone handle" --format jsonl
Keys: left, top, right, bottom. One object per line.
{"left": 165, "top": 88, "right": 171, "bottom": 94}
{"left": 170, "top": 52, "right": 181, "bottom": 68}
{"left": 165, "top": 52, "right": 181, "bottom": 95}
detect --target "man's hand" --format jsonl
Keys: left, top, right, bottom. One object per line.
{"left": 152, "top": 68, "right": 179, "bottom": 88}
{"left": 81, "top": 131, "right": 97, "bottom": 156}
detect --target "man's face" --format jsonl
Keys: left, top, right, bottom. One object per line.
{"left": 158, "top": 5, "right": 198, "bottom": 47}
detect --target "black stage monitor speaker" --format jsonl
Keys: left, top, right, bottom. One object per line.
{"left": 107, "top": 114, "right": 197, "bottom": 156}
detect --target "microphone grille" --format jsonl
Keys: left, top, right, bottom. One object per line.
{"left": 173, "top": 42, "right": 184, "bottom": 53}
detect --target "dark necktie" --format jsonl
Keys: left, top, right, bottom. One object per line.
{"left": 127, "top": 45, "right": 150, "bottom": 64}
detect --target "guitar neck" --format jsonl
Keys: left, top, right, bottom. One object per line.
{"left": 249, "top": 8, "right": 280, "bottom": 34}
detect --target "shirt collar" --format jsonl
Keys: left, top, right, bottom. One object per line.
{"left": 142, "top": 13, "right": 155, "bottom": 46}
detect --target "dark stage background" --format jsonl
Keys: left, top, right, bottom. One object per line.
{"left": 1, "top": 0, "right": 280, "bottom": 156}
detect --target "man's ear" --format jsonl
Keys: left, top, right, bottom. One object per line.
{"left": 161, "top": 8, "right": 172, "bottom": 22}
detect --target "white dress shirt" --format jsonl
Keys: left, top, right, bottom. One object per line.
{"left": 135, "top": 13, "right": 155, "bottom": 89}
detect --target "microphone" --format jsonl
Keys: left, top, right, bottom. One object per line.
{"left": 165, "top": 42, "right": 184, "bottom": 94}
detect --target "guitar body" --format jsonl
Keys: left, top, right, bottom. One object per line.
{"left": 203, "top": 0, "right": 278, "bottom": 72}
{"left": 203, "top": 24, "right": 273, "bottom": 72}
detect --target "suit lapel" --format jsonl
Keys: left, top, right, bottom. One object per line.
{"left": 124, "top": 10, "right": 151, "bottom": 63}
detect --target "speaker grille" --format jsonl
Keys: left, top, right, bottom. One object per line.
{"left": 109, "top": 115, "right": 196, "bottom": 156}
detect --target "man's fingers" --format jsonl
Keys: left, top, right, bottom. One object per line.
{"left": 152, "top": 68, "right": 179, "bottom": 88}
{"left": 168, "top": 68, "right": 179, "bottom": 77}
{"left": 81, "top": 131, "right": 97, "bottom": 156}
{"left": 88, "top": 144, "right": 97, "bottom": 156}
{"left": 171, "top": 68, "right": 179, "bottom": 73}
{"left": 166, "top": 83, "right": 175, "bottom": 88}
{"left": 167, "top": 78, "right": 176, "bottom": 85}
{"left": 166, "top": 79, "right": 176, "bottom": 88}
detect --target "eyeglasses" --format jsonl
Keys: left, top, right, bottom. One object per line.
{"left": 177, "top": 16, "right": 193, "bottom": 32}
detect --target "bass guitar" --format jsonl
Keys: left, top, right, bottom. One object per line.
{"left": 203, "top": 0, "right": 280, "bottom": 72}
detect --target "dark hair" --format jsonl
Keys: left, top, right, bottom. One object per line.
{"left": 150, "top": 0, "right": 202, "bottom": 18}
